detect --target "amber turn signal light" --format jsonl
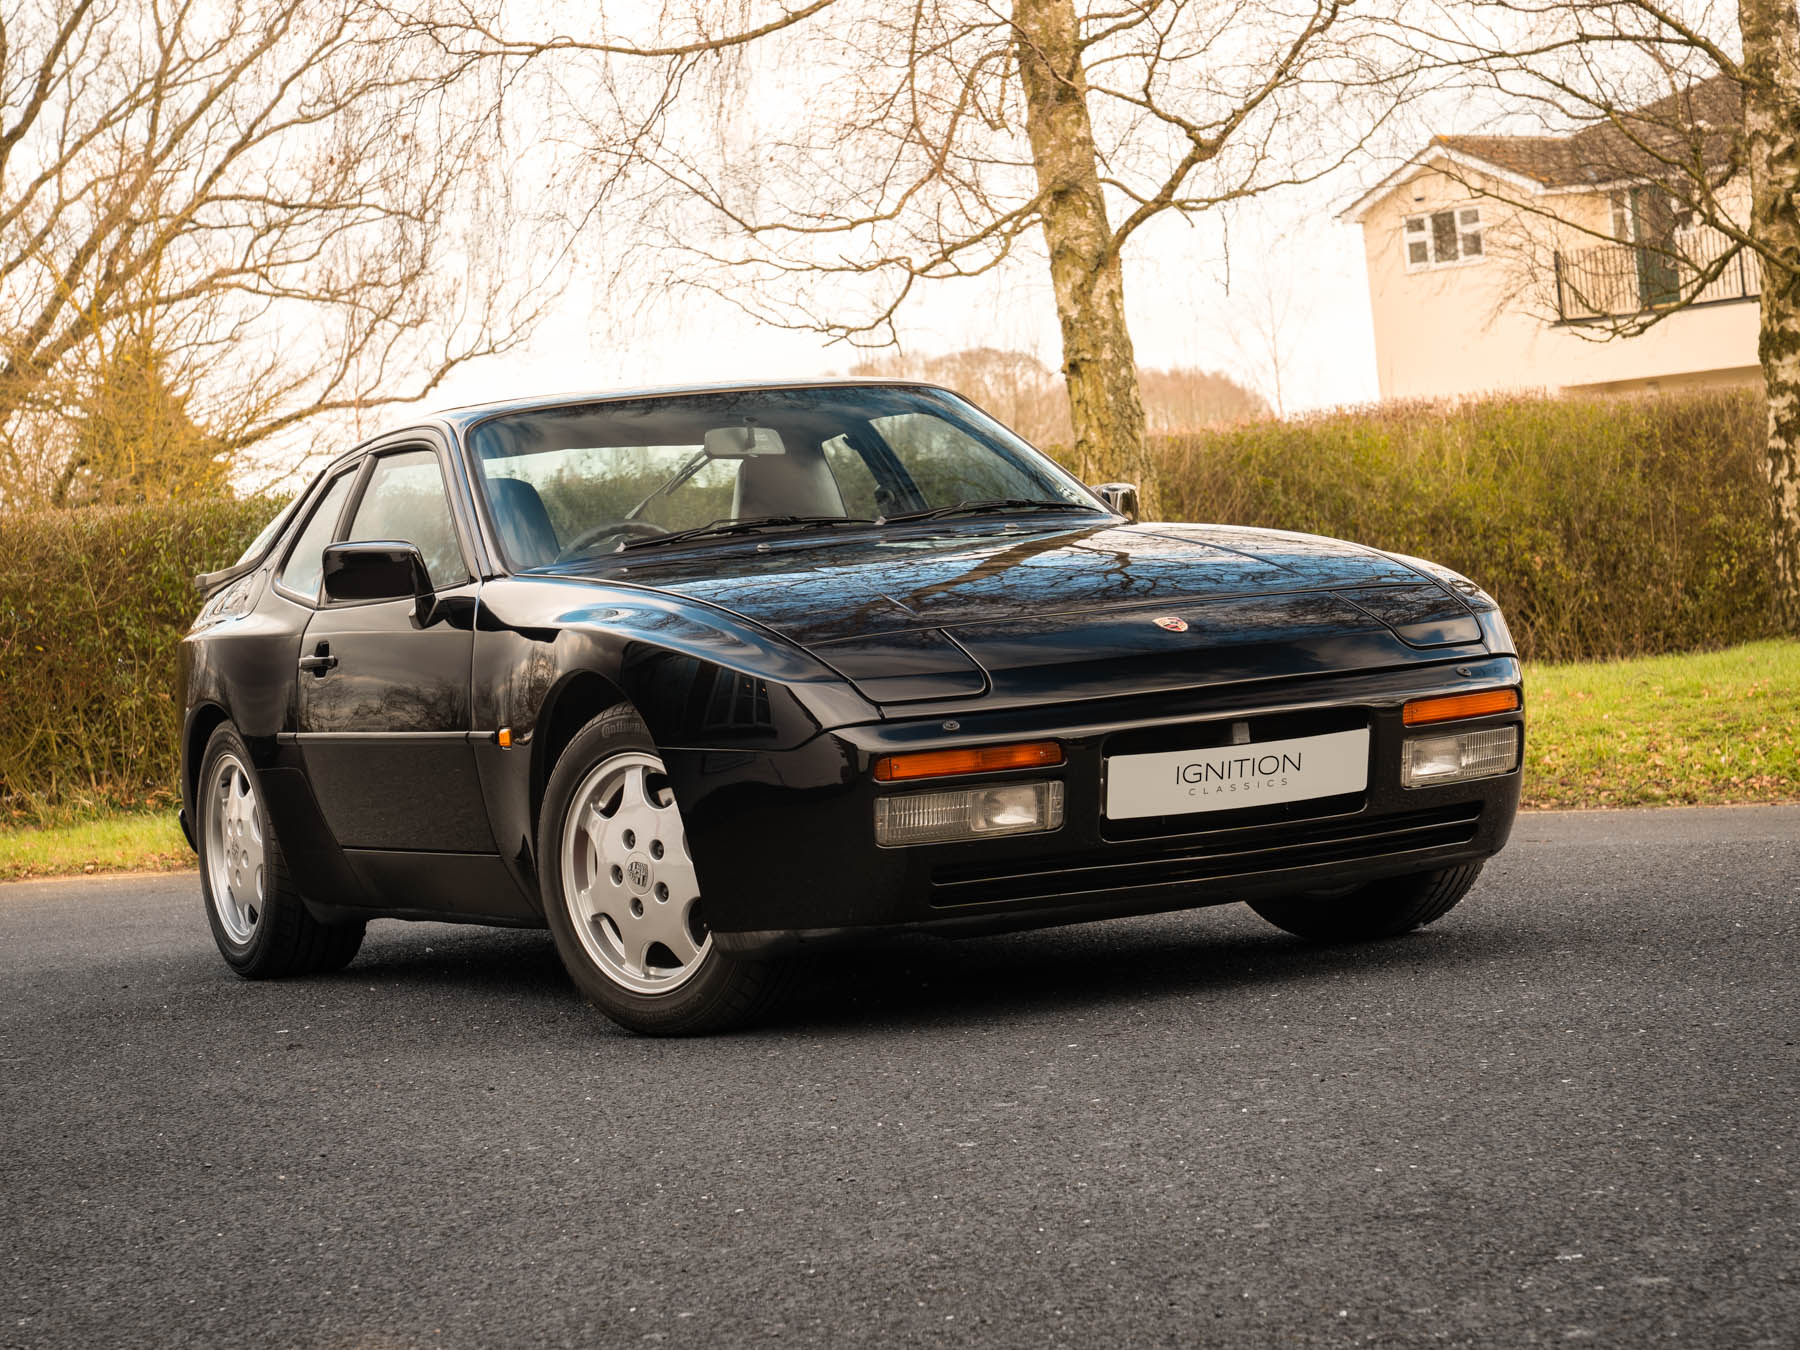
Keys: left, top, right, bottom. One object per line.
{"left": 1402, "top": 688, "right": 1521, "bottom": 726}
{"left": 874, "top": 740, "right": 1064, "bottom": 782}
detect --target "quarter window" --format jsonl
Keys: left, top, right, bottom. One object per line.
{"left": 277, "top": 470, "right": 356, "bottom": 602}
{"left": 344, "top": 450, "right": 469, "bottom": 592}
{"left": 1404, "top": 207, "right": 1483, "bottom": 271}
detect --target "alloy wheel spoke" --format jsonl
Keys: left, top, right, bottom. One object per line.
{"left": 571, "top": 879, "right": 598, "bottom": 923}
{"left": 615, "top": 917, "right": 652, "bottom": 974}
{"left": 617, "top": 765, "right": 649, "bottom": 813}
{"left": 657, "top": 900, "right": 702, "bottom": 967}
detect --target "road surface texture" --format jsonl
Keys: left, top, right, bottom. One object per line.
{"left": 3, "top": 806, "right": 1796, "bottom": 1349}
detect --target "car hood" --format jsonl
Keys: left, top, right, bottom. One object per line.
{"left": 557, "top": 522, "right": 1486, "bottom": 705}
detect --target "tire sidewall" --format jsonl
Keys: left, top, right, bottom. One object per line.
{"left": 1249, "top": 861, "right": 1483, "bottom": 942}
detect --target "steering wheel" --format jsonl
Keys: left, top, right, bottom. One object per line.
{"left": 556, "top": 519, "right": 669, "bottom": 561}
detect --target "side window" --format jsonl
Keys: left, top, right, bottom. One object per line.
{"left": 345, "top": 450, "right": 468, "bottom": 592}
{"left": 277, "top": 471, "right": 356, "bottom": 602}
{"left": 868, "top": 413, "right": 1043, "bottom": 506}
{"left": 821, "top": 434, "right": 885, "bottom": 517}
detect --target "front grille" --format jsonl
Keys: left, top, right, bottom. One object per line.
{"left": 929, "top": 803, "right": 1482, "bottom": 908}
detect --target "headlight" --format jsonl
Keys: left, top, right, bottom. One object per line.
{"left": 874, "top": 781, "right": 1064, "bottom": 846}
{"left": 1402, "top": 726, "right": 1519, "bottom": 787}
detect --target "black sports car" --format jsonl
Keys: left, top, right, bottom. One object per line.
{"left": 180, "top": 381, "right": 1523, "bottom": 1034}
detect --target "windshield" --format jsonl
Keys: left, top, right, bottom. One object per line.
{"left": 467, "top": 385, "right": 1102, "bottom": 568}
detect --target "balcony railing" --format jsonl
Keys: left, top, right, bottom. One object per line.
{"left": 1554, "top": 226, "right": 1760, "bottom": 323}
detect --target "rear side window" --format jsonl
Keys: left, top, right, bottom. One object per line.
{"left": 344, "top": 449, "right": 468, "bottom": 591}
{"left": 868, "top": 412, "right": 1047, "bottom": 504}
{"left": 277, "top": 471, "right": 356, "bottom": 602}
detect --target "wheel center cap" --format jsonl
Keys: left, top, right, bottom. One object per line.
{"left": 625, "top": 854, "right": 653, "bottom": 894}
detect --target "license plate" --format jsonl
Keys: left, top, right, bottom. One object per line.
{"left": 1104, "top": 728, "right": 1370, "bottom": 820}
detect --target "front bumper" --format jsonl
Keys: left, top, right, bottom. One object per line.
{"left": 665, "top": 656, "right": 1524, "bottom": 954}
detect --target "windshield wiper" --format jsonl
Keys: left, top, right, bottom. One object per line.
{"left": 617, "top": 514, "right": 877, "bottom": 551}
{"left": 623, "top": 448, "right": 709, "bottom": 521}
{"left": 876, "top": 498, "right": 1098, "bottom": 525}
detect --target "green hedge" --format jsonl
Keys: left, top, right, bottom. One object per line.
{"left": 0, "top": 389, "right": 1786, "bottom": 824}
{"left": 0, "top": 498, "right": 280, "bottom": 824}
{"left": 1152, "top": 390, "right": 1784, "bottom": 664}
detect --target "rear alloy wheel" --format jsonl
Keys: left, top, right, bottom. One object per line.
{"left": 1247, "top": 862, "right": 1483, "bottom": 942}
{"left": 205, "top": 749, "right": 266, "bottom": 947}
{"left": 197, "top": 722, "right": 364, "bottom": 977}
{"left": 539, "top": 706, "right": 793, "bottom": 1035}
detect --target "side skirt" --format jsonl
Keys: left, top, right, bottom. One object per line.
{"left": 300, "top": 848, "right": 542, "bottom": 927}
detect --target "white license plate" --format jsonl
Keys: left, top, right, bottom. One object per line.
{"left": 1104, "top": 728, "right": 1370, "bottom": 820}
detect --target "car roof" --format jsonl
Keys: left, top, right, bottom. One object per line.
{"left": 429, "top": 377, "right": 948, "bottom": 433}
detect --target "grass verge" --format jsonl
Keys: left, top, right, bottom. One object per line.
{"left": 1, "top": 639, "right": 1794, "bottom": 880}
{"left": 1522, "top": 638, "right": 1799, "bottom": 809}
{"left": 0, "top": 810, "right": 191, "bottom": 883}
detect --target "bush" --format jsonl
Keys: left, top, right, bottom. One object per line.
{"left": 0, "top": 388, "right": 1783, "bottom": 824}
{"left": 0, "top": 497, "right": 280, "bottom": 823}
{"left": 1151, "top": 389, "right": 1785, "bottom": 663}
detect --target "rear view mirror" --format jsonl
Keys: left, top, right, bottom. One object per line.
{"left": 1092, "top": 482, "right": 1140, "bottom": 522}
{"left": 322, "top": 540, "right": 434, "bottom": 621}
{"left": 702, "top": 425, "right": 784, "bottom": 459}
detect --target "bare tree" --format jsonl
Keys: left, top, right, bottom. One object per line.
{"left": 1136, "top": 365, "right": 1269, "bottom": 432}
{"left": 0, "top": 0, "right": 557, "bottom": 508}
{"left": 849, "top": 346, "right": 1265, "bottom": 455}
{"left": 1224, "top": 258, "right": 1313, "bottom": 420}
{"left": 1384, "top": 0, "right": 1800, "bottom": 618}
{"left": 850, "top": 347, "right": 1071, "bottom": 447}
{"left": 421, "top": 0, "right": 1413, "bottom": 507}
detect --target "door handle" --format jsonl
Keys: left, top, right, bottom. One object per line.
{"left": 299, "top": 643, "right": 338, "bottom": 676}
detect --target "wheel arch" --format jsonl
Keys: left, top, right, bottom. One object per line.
{"left": 182, "top": 701, "right": 232, "bottom": 834}
{"left": 530, "top": 669, "right": 634, "bottom": 831}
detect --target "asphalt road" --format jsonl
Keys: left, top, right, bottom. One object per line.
{"left": 3, "top": 807, "right": 1796, "bottom": 1349}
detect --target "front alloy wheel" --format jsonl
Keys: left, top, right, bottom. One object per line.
{"left": 539, "top": 706, "right": 794, "bottom": 1035}
{"left": 561, "top": 751, "right": 711, "bottom": 994}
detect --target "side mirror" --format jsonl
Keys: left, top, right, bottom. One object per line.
{"left": 1092, "top": 482, "right": 1140, "bottom": 522}
{"left": 322, "top": 540, "right": 435, "bottom": 622}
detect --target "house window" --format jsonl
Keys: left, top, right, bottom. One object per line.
{"left": 1404, "top": 207, "right": 1483, "bottom": 271}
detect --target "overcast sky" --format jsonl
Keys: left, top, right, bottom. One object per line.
{"left": 417, "top": 177, "right": 1384, "bottom": 423}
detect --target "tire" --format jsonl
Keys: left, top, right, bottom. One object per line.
{"left": 197, "top": 723, "right": 365, "bottom": 978}
{"left": 1246, "top": 862, "right": 1484, "bottom": 942}
{"left": 538, "top": 705, "right": 795, "bottom": 1035}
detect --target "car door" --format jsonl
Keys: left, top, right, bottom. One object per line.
{"left": 295, "top": 442, "right": 495, "bottom": 855}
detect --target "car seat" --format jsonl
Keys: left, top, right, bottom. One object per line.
{"left": 486, "top": 477, "right": 561, "bottom": 568}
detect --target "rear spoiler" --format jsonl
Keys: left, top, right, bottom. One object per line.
{"left": 194, "top": 558, "right": 258, "bottom": 597}
{"left": 193, "top": 495, "right": 303, "bottom": 597}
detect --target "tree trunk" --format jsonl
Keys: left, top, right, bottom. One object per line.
{"left": 1738, "top": 0, "right": 1800, "bottom": 626}
{"left": 1013, "top": 0, "right": 1152, "bottom": 507}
